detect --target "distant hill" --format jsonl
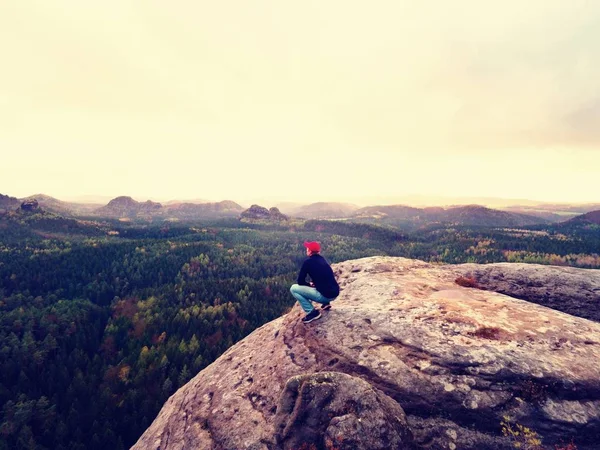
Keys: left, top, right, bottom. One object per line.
{"left": 352, "top": 204, "right": 548, "bottom": 229}
{"left": 163, "top": 198, "right": 209, "bottom": 206}
{"left": 0, "top": 193, "right": 20, "bottom": 213}
{"left": 272, "top": 202, "right": 304, "bottom": 215}
{"left": 240, "top": 205, "right": 288, "bottom": 221}
{"left": 92, "top": 196, "right": 244, "bottom": 220}
{"left": 500, "top": 206, "right": 569, "bottom": 223}
{"left": 442, "top": 205, "right": 547, "bottom": 227}
{"left": 61, "top": 194, "right": 116, "bottom": 204}
{"left": 95, "top": 196, "right": 162, "bottom": 219}
{"left": 354, "top": 204, "right": 422, "bottom": 220}
{"left": 346, "top": 194, "right": 547, "bottom": 208}
{"left": 291, "top": 202, "right": 360, "bottom": 219}
{"left": 163, "top": 201, "right": 243, "bottom": 220}
{"left": 21, "top": 194, "right": 100, "bottom": 216}
{"left": 529, "top": 203, "right": 600, "bottom": 214}
{"left": 563, "top": 210, "right": 600, "bottom": 226}
{"left": 1, "top": 206, "right": 107, "bottom": 240}
{"left": 500, "top": 203, "right": 600, "bottom": 222}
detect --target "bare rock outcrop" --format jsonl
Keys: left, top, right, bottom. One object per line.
{"left": 20, "top": 198, "right": 40, "bottom": 211}
{"left": 241, "top": 205, "right": 288, "bottom": 221}
{"left": 133, "top": 257, "right": 600, "bottom": 450}
{"left": 274, "top": 372, "right": 414, "bottom": 450}
{"left": 454, "top": 262, "right": 600, "bottom": 322}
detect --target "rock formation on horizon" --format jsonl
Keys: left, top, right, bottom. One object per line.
{"left": 133, "top": 257, "right": 600, "bottom": 450}
{"left": 20, "top": 198, "right": 40, "bottom": 212}
{"left": 241, "top": 204, "right": 289, "bottom": 221}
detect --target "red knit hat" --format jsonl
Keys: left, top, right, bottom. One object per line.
{"left": 303, "top": 241, "right": 321, "bottom": 252}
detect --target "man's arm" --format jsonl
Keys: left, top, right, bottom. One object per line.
{"left": 297, "top": 260, "right": 310, "bottom": 286}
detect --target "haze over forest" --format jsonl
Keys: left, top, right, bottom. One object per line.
{"left": 1, "top": 1, "right": 599, "bottom": 205}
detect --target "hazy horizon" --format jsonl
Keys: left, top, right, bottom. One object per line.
{"left": 2, "top": 1, "right": 599, "bottom": 204}
{"left": 3, "top": 189, "right": 600, "bottom": 210}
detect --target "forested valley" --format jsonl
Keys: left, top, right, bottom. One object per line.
{"left": 1, "top": 213, "right": 599, "bottom": 449}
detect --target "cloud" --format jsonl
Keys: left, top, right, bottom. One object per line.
{"left": 1, "top": 0, "right": 599, "bottom": 202}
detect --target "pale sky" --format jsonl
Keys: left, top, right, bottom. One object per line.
{"left": 1, "top": 0, "right": 599, "bottom": 205}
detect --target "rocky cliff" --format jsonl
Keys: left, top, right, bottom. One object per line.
{"left": 133, "top": 257, "right": 600, "bottom": 450}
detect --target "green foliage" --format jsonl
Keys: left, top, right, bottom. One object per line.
{"left": 0, "top": 216, "right": 596, "bottom": 449}
{"left": 500, "top": 416, "right": 579, "bottom": 450}
{"left": 501, "top": 416, "right": 544, "bottom": 449}
{"left": 0, "top": 222, "right": 394, "bottom": 449}
{"left": 393, "top": 225, "right": 600, "bottom": 267}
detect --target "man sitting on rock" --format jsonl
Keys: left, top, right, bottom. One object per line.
{"left": 290, "top": 241, "right": 340, "bottom": 324}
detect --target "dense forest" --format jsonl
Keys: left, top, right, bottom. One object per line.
{"left": 1, "top": 212, "right": 599, "bottom": 449}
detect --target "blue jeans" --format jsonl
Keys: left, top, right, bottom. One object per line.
{"left": 290, "top": 284, "right": 336, "bottom": 313}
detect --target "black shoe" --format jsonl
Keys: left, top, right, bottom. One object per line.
{"left": 302, "top": 309, "right": 322, "bottom": 324}
{"left": 320, "top": 302, "right": 332, "bottom": 311}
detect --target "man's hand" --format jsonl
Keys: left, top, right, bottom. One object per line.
{"left": 309, "top": 281, "right": 315, "bottom": 287}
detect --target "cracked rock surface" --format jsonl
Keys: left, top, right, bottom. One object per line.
{"left": 274, "top": 371, "right": 414, "bottom": 450}
{"left": 132, "top": 257, "right": 600, "bottom": 450}
{"left": 454, "top": 262, "right": 600, "bottom": 322}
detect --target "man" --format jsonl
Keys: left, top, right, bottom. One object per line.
{"left": 290, "top": 241, "right": 340, "bottom": 324}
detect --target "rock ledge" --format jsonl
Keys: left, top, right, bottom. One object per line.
{"left": 133, "top": 257, "right": 600, "bottom": 450}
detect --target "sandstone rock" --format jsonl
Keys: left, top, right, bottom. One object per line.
{"left": 241, "top": 204, "right": 271, "bottom": 220}
{"left": 453, "top": 262, "right": 600, "bottom": 322}
{"left": 133, "top": 257, "right": 600, "bottom": 450}
{"left": 268, "top": 207, "right": 288, "bottom": 221}
{"left": 20, "top": 199, "right": 39, "bottom": 211}
{"left": 274, "top": 372, "right": 414, "bottom": 450}
{"left": 241, "top": 205, "right": 289, "bottom": 221}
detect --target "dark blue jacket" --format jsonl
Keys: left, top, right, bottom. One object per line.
{"left": 297, "top": 254, "right": 340, "bottom": 299}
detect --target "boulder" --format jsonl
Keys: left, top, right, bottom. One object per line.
{"left": 274, "top": 372, "right": 414, "bottom": 450}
